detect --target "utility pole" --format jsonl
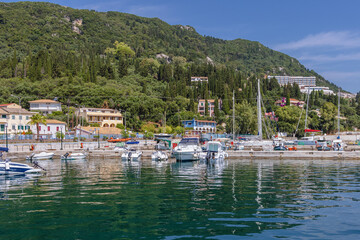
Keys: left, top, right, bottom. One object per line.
{"left": 338, "top": 89, "right": 341, "bottom": 138}
{"left": 257, "top": 79, "right": 263, "bottom": 140}
{"left": 304, "top": 88, "right": 310, "bottom": 137}
{"left": 232, "top": 90, "right": 235, "bottom": 142}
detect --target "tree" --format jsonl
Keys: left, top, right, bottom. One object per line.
{"left": 205, "top": 99, "right": 209, "bottom": 116}
{"left": 56, "top": 131, "right": 65, "bottom": 139}
{"left": 320, "top": 102, "right": 337, "bottom": 133}
{"left": 286, "top": 93, "right": 291, "bottom": 106}
{"left": 28, "top": 113, "right": 47, "bottom": 141}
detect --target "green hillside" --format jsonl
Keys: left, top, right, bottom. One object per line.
{"left": 0, "top": 1, "right": 334, "bottom": 88}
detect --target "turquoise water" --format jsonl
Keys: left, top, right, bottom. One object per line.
{"left": 1, "top": 158, "right": 360, "bottom": 239}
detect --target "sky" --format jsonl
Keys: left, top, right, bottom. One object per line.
{"left": 4, "top": 0, "right": 360, "bottom": 93}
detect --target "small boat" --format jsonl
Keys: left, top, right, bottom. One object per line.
{"left": 26, "top": 152, "right": 54, "bottom": 161}
{"left": 107, "top": 138, "right": 131, "bottom": 143}
{"left": 151, "top": 151, "right": 168, "bottom": 161}
{"left": 113, "top": 142, "right": 127, "bottom": 151}
{"left": 61, "top": 152, "right": 87, "bottom": 160}
{"left": 172, "top": 138, "right": 202, "bottom": 161}
{"left": 332, "top": 139, "right": 346, "bottom": 151}
{"left": 0, "top": 159, "right": 43, "bottom": 174}
{"left": 200, "top": 141, "right": 228, "bottom": 164}
{"left": 126, "top": 140, "right": 140, "bottom": 145}
{"left": 121, "top": 149, "right": 142, "bottom": 161}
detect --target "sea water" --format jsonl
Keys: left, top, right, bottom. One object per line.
{"left": 0, "top": 158, "right": 360, "bottom": 239}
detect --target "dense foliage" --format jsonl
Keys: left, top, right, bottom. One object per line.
{"left": 0, "top": 2, "right": 359, "bottom": 136}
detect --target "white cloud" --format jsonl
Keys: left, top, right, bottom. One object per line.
{"left": 299, "top": 52, "right": 360, "bottom": 62}
{"left": 275, "top": 31, "right": 360, "bottom": 50}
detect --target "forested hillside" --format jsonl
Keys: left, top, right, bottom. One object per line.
{"left": 0, "top": 1, "right": 358, "bottom": 136}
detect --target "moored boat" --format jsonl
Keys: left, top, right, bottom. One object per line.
{"left": 0, "top": 159, "right": 43, "bottom": 174}
{"left": 200, "top": 141, "right": 228, "bottom": 164}
{"left": 121, "top": 149, "right": 142, "bottom": 161}
{"left": 26, "top": 152, "right": 54, "bottom": 161}
{"left": 61, "top": 152, "right": 87, "bottom": 160}
{"left": 172, "top": 138, "right": 202, "bottom": 161}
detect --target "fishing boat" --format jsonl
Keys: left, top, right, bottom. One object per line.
{"left": 121, "top": 148, "right": 142, "bottom": 161}
{"left": 26, "top": 152, "right": 54, "bottom": 161}
{"left": 151, "top": 151, "right": 168, "bottom": 161}
{"left": 0, "top": 159, "right": 43, "bottom": 174}
{"left": 172, "top": 138, "right": 202, "bottom": 161}
{"left": 61, "top": 152, "right": 87, "bottom": 160}
{"left": 200, "top": 141, "right": 228, "bottom": 164}
{"left": 107, "top": 138, "right": 131, "bottom": 143}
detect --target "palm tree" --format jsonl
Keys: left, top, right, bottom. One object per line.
{"left": 28, "top": 113, "right": 47, "bottom": 141}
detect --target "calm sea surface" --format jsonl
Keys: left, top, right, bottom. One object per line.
{"left": 1, "top": 158, "right": 360, "bottom": 239}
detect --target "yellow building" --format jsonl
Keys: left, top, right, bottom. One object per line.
{"left": 0, "top": 103, "right": 34, "bottom": 135}
{"left": 77, "top": 108, "right": 123, "bottom": 128}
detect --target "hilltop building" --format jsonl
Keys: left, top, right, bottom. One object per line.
{"left": 29, "top": 99, "right": 62, "bottom": 115}
{"left": 275, "top": 98, "right": 305, "bottom": 108}
{"left": 191, "top": 77, "right": 208, "bottom": 83}
{"left": 268, "top": 76, "right": 316, "bottom": 86}
{"left": 197, "top": 99, "right": 222, "bottom": 117}
{"left": 76, "top": 108, "right": 123, "bottom": 128}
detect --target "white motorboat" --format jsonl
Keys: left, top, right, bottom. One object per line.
{"left": 151, "top": 151, "right": 168, "bottom": 161}
{"left": 61, "top": 152, "right": 87, "bottom": 160}
{"left": 121, "top": 149, "right": 142, "bottom": 161}
{"left": 26, "top": 152, "right": 54, "bottom": 161}
{"left": 332, "top": 139, "right": 346, "bottom": 151}
{"left": 200, "top": 141, "right": 228, "bottom": 164}
{"left": 0, "top": 159, "right": 43, "bottom": 174}
{"left": 172, "top": 138, "right": 202, "bottom": 161}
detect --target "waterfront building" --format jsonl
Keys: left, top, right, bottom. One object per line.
{"left": 30, "top": 119, "right": 66, "bottom": 139}
{"left": 182, "top": 118, "right": 217, "bottom": 135}
{"left": 275, "top": 98, "right": 305, "bottom": 108}
{"left": 29, "top": 99, "right": 62, "bottom": 115}
{"left": 76, "top": 108, "right": 123, "bottom": 128}
{"left": 268, "top": 75, "right": 316, "bottom": 86}
{"left": 191, "top": 77, "right": 208, "bottom": 83}
{"left": 198, "top": 99, "right": 222, "bottom": 117}
{"left": 0, "top": 103, "right": 34, "bottom": 136}
{"left": 299, "top": 86, "right": 334, "bottom": 95}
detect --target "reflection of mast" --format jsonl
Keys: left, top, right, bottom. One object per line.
{"left": 232, "top": 164, "right": 237, "bottom": 203}
{"left": 232, "top": 90, "right": 235, "bottom": 142}
{"left": 257, "top": 79, "right": 262, "bottom": 140}
{"left": 304, "top": 88, "right": 310, "bottom": 137}
{"left": 256, "top": 162, "right": 263, "bottom": 210}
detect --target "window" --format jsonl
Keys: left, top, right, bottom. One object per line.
{"left": 1, "top": 115, "right": 6, "bottom": 119}
{"left": 12, "top": 125, "right": 15, "bottom": 130}
{"left": 19, "top": 116, "right": 22, "bottom": 120}
{"left": 39, "top": 126, "right": 41, "bottom": 131}
{"left": 12, "top": 115, "right": 15, "bottom": 120}
{"left": 48, "top": 126, "right": 50, "bottom": 131}
{"left": 0, "top": 125, "right": 4, "bottom": 131}
{"left": 26, "top": 116, "right": 29, "bottom": 120}
{"left": 56, "top": 127, "right": 59, "bottom": 131}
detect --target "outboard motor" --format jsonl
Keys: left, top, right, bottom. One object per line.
{"left": 29, "top": 153, "right": 35, "bottom": 162}
{"left": 5, "top": 159, "right": 10, "bottom": 171}
{"left": 128, "top": 151, "right": 132, "bottom": 161}
{"left": 63, "top": 152, "right": 70, "bottom": 159}
{"left": 205, "top": 151, "right": 211, "bottom": 164}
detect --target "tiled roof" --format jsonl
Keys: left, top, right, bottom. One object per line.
{"left": 46, "top": 119, "right": 66, "bottom": 125}
{"left": 29, "top": 99, "right": 60, "bottom": 103}
{"left": 2, "top": 108, "right": 33, "bottom": 115}
{"left": 77, "top": 126, "right": 123, "bottom": 135}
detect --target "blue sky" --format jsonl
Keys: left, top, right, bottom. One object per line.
{"left": 4, "top": 0, "right": 360, "bottom": 92}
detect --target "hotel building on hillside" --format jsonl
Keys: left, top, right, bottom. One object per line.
{"left": 182, "top": 118, "right": 217, "bottom": 135}
{"left": 268, "top": 76, "right": 316, "bottom": 87}
{"left": 76, "top": 107, "right": 123, "bottom": 128}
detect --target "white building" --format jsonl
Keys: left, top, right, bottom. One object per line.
{"left": 29, "top": 99, "right": 62, "bottom": 115}
{"left": 268, "top": 76, "right": 316, "bottom": 86}
{"left": 30, "top": 119, "right": 66, "bottom": 139}
{"left": 191, "top": 76, "right": 208, "bottom": 83}
{"left": 0, "top": 103, "right": 34, "bottom": 136}
{"left": 300, "top": 86, "right": 335, "bottom": 95}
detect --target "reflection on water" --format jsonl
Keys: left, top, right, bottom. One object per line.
{"left": 0, "top": 159, "right": 360, "bottom": 239}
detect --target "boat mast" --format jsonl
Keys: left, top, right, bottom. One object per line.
{"left": 257, "top": 79, "right": 263, "bottom": 140}
{"left": 233, "top": 90, "right": 235, "bottom": 142}
{"left": 304, "top": 88, "right": 310, "bottom": 137}
{"left": 338, "top": 89, "right": 341, "bottom": 137}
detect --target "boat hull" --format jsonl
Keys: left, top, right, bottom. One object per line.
{"left": 173, "top": 151, "right": 200, "bottom": 161}
{"left": 0, "top": 161, "right": 40, "bottom": 174}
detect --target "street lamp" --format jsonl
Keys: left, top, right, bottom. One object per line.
{"left": 60, "top": 126, "right": 63, "bottom": 150}
{"left": 5, "top": 124, "right": 8, "bottom": 150}
{"left": 97, "top": 128, "right": 100, "bottom": 149}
